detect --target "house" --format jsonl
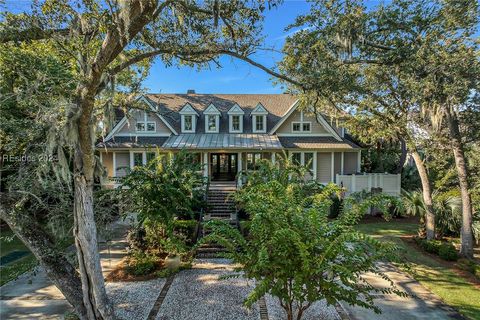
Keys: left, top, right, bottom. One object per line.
{"left": 96, "top": 92, "right": 364, "bottom": 187}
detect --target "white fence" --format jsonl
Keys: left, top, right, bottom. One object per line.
{"left": 336, "top": 173, "right": 401, "bottom": 196}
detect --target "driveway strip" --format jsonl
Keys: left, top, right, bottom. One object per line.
{"left": 146, "top": 274, "right": 175, "bottom": 320}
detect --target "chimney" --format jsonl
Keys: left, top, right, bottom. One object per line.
{"left": 187, "top": 89, "right": 195, "bottom": 94}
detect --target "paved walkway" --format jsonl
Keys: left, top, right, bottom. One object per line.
{"left": 0, "top": 222, "right": 129, "bottom": 319}
{"left": 339, "top": 263, "right": 464, "bottom": 320}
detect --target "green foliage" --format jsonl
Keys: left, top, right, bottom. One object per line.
{"left": 122, "top": 151, "right": 205, "bottom": 259}
{"left": 402, "top": 189, "right": 480, "bottom": 238}
{"left": 121, "top": 151, "right": 205, "bottom": 224}
{"left": 173, "top": 220, "right": 198, "bottom": 246}
{"left": 414, "top": 238, "right": 442, "bottom": 255}
{"left": 401, "top": 166, "right": 421, "bottom": 191}
{"left": 438, "top": 243, "right": 459, "bottom": 262}
{"left": 458, "top": 259, "right": 480, "bottom": 279}
{"left": 203, "top": 162, "right": 406, "bottom": 319}
{"left": 126, "top": 251, "right": 159, "bottom": 276}
{"left": 414, "top": 237, "right": 458, "bottom": 262}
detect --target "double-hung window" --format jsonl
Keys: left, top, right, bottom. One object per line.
{"left": 290, "top": 152, "right": 315, "bottom": 177}
{"left": 183, "top": 115, "right": 193, "bottom": 131}
{"left": 232, "top": 115, "right": 241, "bottom": 132}
{"left": 253, "top": 115, "right": 266, "bottom": 132}
{"left": 207, "top": 115, "right": 217, "bottom": 132}
{"left": 135, "top": 112, "right": 156, "bottom": 132}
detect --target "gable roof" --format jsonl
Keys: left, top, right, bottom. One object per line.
{"left": 144, "top": 94, "right": 298, "bottom": 134}
{"left": 251, "top": 102, "right": 268, "bottom": 115}
{"left": 268, "top": 100, "right": 342, "bottom": 140}
{"left": 227, "top": 103, "right": 245, "bottom": 115}
{"left": 179, "top": 103, "right": 199, "bottom": 115}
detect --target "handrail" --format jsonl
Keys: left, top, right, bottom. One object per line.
{"left": 195, "top": 177, "right": 210, "bottom": 241}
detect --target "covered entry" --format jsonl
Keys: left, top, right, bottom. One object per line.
{"left": 210, "top": 153, "right": 237, "bottom": 181}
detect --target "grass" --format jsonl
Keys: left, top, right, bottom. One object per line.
{"left": 356, "top": 221, "right": 480, "bottom": 320}
{"left": 0, "top": 230, "right": 37, "bottom": 286}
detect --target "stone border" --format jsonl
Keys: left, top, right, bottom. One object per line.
{"left": 258, "top": 296, "right": 269, "bottom": 320}
{"left": 146, "top": 275, "right": 175, "bottom": 320}
{"left": 334, "top": 302, "right": 351, "bottom": 320}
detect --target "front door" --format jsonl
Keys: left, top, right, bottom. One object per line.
{"left": 211, "top": 153, "right": 237, "bottom": 181}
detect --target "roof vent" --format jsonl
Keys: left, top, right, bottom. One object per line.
{"left": 187, "top": 89, "right": 195, "bottom": 94}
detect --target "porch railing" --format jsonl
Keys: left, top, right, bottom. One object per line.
{"left": 336, "top": 173, "right": 401, "bottom": 196}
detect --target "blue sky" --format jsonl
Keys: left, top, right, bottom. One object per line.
{"left": 143, "top": 1, "right": 311, "bottom": 94}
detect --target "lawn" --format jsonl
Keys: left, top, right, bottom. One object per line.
{"left": 356, "top": 221, "right": 480, "bottom": 320}
{"left": 0, "top": 230, "right": 37, "bottom": 286}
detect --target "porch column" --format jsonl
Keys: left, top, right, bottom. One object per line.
{"left": 271, "top": 152, "right": 276, "bottom": 164}
{"left": 112, "top": 152, "right": 117, "bottom": 178}
{"left": 357, "top": 151, "right": 361, "bottom": 173}
{"left": 237, "top": 152, "right": 243, "bottom": 188}
{"left": 341, "top": 152, "right": 344, "bottom": 175}
{"left": 129, "top": 151, "right": 134, "bottom": 169}
{"left": 238, "top": 152, "right": 243, "bottom": 174}
{"left": 312, "top": 152, "right": 317, "bottom": 181}
{"left": 203, "top": 152, "right": 208, "bottom": 180}
{"left": 331, "top": 152, "right": 335, "bottom": 183}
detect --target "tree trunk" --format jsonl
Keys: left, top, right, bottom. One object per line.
{"left": 0, "top": 195, "right": 88, "bottom": 319}
{"left": 395, "top": 138, "right": 407, "bottom": 174}
{"left": 411, "top": 151, "right": 435, "bottom": 240}
{"left": 444, "top": 107, "right": 473, "bottom": 258}
{"left": 73, "top": 98, "right": 114, "bottom": 319}
{"left": 376, "top": 141, "right": 384, "bottom": 172}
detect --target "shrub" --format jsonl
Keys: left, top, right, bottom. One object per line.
{"left": 126, "top": 252, "right": 159, "bottom": 276}
{"left": 205, "top": 161, "right": 406, "bottom": 320}
{"left": 459, "top": 259, "right": 480, "bottom": 278}
{"left": 328, "top": 195, "right": 343, "bottom": 219}
{"left": 173, "top": 220, "right": 198, "bottom": 245}
{"left": 438, "top": 243, "right": 459, "bottom": 261}
{"left": 126, "top": 226, "right": 147, "bottom": 252}
{"left": 420, "top": 239, "right": 441, "bottom": 254}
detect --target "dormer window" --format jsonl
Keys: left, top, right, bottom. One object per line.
{"left": 204, "top": 103, "right": 221, "bottom": 133}
{"left": 254, "top": 115, "right": 265, "bottom": 132}
{"left": 227, "top": 103, "right": 244, "bottom": 133}
{"left": 251, "top": 103, "right": 268, "bottom": 133}
{"left": 179, "top": 103, "right": 199, "bottom": 133}
{"left": 231, "top": 116, "right": 241, "bottom": 131}
{"left": 184, "top": 115, "right": 193, "bottom": 131}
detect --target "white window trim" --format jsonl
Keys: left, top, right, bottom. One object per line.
{"left": 181, "top": 114, "right": 196, "bottom": 133}
{"left": 229, "top": 114, "right": 243, "bottom": 133}
{"left": 205, "top": 114, "right": 220, "bottom": 133}
{"left": 135, "top": 111, "right": 156, "bottom": 133}
{"left": 291, "top": 121, "right": 312, "bottom": 133}
{"left": 252, "top": 114, "right": 266, "bottom": 133}
{"left": 129, "top": 150, "right": 158, "bottom": 168}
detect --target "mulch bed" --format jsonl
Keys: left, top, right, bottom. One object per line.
{"left": 105, "top": 258, "right": 165, "bottom": 282}
{"left": 361, "top": 215, "right": 420, "bottom": 224}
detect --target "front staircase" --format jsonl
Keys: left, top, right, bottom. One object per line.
{"left": 196, "top": 181, "right": 238, "bottom": 258}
